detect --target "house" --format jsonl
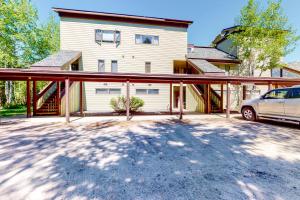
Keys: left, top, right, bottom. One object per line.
{"left": 31, "top": 8, "right": 241, "bottom": 116}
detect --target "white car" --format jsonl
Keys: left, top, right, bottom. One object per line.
{"left": 241, "top": 86, "right": 300, "bottom": 123}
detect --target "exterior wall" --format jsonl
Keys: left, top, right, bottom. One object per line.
{"left": 60, "top": 17, "right": 188, "bottom": 112}
{"left": 61, "top": 82, "right": 80, "bottom": 115}
{"left": 186, "top": 85, "right": 205, "bottom": 113}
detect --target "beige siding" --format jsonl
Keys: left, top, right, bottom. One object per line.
{"left": 61, "top": 82, "right": 80, "bottom": 115}
{"left": 60, "top": 17, "right": 187, "bottom": 112}
{"left": 186, "top": 85, "right": 205, "bottom": 113}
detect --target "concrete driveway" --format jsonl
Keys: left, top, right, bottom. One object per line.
{"left": 0, "top": 115, "right": 299, "bottom": 200}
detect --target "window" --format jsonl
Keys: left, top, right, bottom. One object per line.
{"left": 136, "top": 89, "right": 159, "bottom": 95}
{"left": 98, "top": 60, "right": 105, "bottom": 72}
{"left": 96, "top": 88, "right": 121, "bottom": 94}
{"left": 145, "top": 62, "right": 151, "bottom": 73}
{"left": 111, "top": 60, "right": 118, "bottom": 73}
{"left": 288, "top": 88, "right": 300, "bottom": 99}
{"left": 95, "top": 30, "right": 121, "bottom": 44}
{"left": 135, "top": 34, "right": 159, "bottom": 45}
{"left": 263, "top": 89, "right": 289, "bottom": 99}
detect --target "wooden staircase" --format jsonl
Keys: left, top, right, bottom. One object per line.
{"left": 194, "top": 84, "right": 223, "bottom": 113}
{"left": 35, "top": 90, "right": 59, "bottom": 116}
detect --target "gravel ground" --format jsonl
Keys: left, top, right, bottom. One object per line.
{"left": 0, "top": 115, "right": 299, "bottom": 200}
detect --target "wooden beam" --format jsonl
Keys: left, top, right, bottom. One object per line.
{"left": 32, "top": 80, "right": 36, "bottom": 116}
{"left": 207, "top": 84, "right": 211, "bottom": 114}
{"left": 126, "top": 80, "right": 130, "bottom": 121}
{"left": 220, "top": 84, "right": 224, "bottom": 113}
{"left": 80, "top": 81, "right": 83, "bottom": 115}
{"left": 57, "top": 81, "right": 60, "bottom": 115}
{"left": 179, "top": 81, "right": 183, "bottom": 120}
{"left": 268, "top": 83, "right": 272, "bottom": 91}
{"left": 26, "top": 80, "right": 31, "bottom": 118}
{"left": 65, "top": 78, "right": 70, "bottom": 123}
{"left": 242, "top": 85, "right": 247, "bottom": 100}
{"left": 170, "top": 82, "right": 172, "bottom": 114}
{"left": 226, "top": 82, "right": 231, "bottom": 119}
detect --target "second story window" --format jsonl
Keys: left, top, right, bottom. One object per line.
{"left": 98, "top": 60, "right": 105, "bottom": 72}
{"left": 145, "top": 62, "right": 151, "bottom": 73}
{"left": 95, "top": 29, "right": 121, "bottom": 45}
{"left": 111, "top": 60, "right": 118, "bottom": 73}
{"left": 135, "top": 34, "right": 159, "bottom": 45}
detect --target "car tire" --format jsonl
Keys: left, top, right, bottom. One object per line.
{"left": 242, "top": 107, "right": 256, "bottom": 121}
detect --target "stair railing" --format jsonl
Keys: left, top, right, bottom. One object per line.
{"left": 36, "top": 81, "right": 57, "bottom": 110}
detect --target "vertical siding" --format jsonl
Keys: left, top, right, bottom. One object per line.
{"left": 186, "top": 85, "right": 205, "bottom": 113}
{"left": 60, "top": 17, "right": 187, "bottom": 112}
{"left": 61, "top": 82, "right": 80, "bottom": 115}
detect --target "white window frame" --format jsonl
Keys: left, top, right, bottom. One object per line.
{"left": 145, "top": 62, "right": 151, "bottom": 73}
{"left": 136, "top": 89, "right": 159, "bottom": 95}
{"left": 111, "top": 60, "right": 118, "bottom": 73}
{"left": 98, "top": 60, "right": 105, "bottom": 72}
{"left": 96, "top": 88, "right": 121, "bottom": 95}
{"left": 95, "top": 29, "right": 121, "bottom": 45}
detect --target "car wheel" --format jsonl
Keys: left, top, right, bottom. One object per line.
{"left": 242, "top": 107, "right": 256, "bottom": 121}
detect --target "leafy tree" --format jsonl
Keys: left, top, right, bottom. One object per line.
{"left": 229, "top": 0, "right": 299, "bottom": 76}
{"left": 0, "top": 0, "right": 59, "bottom": 106}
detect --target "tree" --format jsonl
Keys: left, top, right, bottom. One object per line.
{"left": 0, "top": 0, "right": 59, "bottom": 106}
{"left": 229, "top": 0, "right": 299, "bottom": 76}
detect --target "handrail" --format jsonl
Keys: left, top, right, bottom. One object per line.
{"left": 37, "top": 81, "right": 56, "bottom": 99}
{"left": 191, "top": 84, "right": 205, "bottom": 102}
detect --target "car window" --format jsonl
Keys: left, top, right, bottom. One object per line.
{"left": 288, "top": 88, "right": 300, "bottom": 99}
{"left": 264, "top": 89, "right": 289, "bottom": 99}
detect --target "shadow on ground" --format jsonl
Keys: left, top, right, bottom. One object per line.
{"left": 0, "top": 118, "right": 299, "bottom": 200}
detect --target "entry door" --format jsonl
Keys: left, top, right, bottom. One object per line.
{"left": 284, "top": 88, "right": 300, "bottom": 118}
{"left": 258, "top": 89, "right": 289, "bottom": 115}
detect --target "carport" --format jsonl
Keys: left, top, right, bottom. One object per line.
{"left": 1, "top": 68, "right": 300, "bottom": 123}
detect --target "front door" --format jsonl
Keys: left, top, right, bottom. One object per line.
{"left": 258, "top": 89, "right": 289, "bottom": 116}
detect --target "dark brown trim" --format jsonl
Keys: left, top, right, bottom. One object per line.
{"left": 170, "top": 83, "right": 172, "bottom": 114}
{"left": 80, "top": 81, "right": 83, "bottom": 115}
{"left": 53, "top": 8, "right": 193, "bottom": 28}
{"left": 33, "top": 80, "right": 37, "bottom": 116}
{"left": 26, "top": 80, "right": 31, "bottom": 118}
{"left": 0, "top": 69, "right": 300, "bottom": 85}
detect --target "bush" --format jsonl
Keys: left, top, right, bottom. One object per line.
{"left": 110, "top": 96, "right": 144, "bottom": 113}
{"left": 3, "top": 103, "right": 25, "bottom": 109}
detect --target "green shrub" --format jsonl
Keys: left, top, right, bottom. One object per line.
{"left": 110, "top": 96, "right": 144, "bottom": 113}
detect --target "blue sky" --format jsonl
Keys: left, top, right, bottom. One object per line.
{"left": 32, "top": 0, "right": 300, "bottom": 62}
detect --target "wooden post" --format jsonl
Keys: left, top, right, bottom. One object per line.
{"left": 268, "top": 83, "right": 272, "bottom": 91}
{"left": 170, "top": 82, "right": 172, "bottom": 114}
{"left": 220, "top": 84, "right": 224, "bottom": 113}
{"left": 126, "top": 80, "right": 130, "bottom": 121}
{"left": 80, "top": 81, "right": 83, "bottom": 115}
{"left": 226, "top": 82, "right": 231, "bottom": 119}
{"left": 207, "top": 84, "right": 211, "bottom": 114}
{"left": 32, "top": 80, "right": 36, "bottom": 116}
{"left": 179, "top": 81, "right": 183, "bottom": 120}
{"left": 65, "top": 78, "right": 70, "bottom": 123}
{"left": 26, "top": 79, "right": 31, "bottom": 118}
{"left": 57, "top": 81, "right": 60, "bottom": 115}
{"left": 242, "top": 85, "right": 247, "bottom": 100}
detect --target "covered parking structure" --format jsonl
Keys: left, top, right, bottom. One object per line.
{"left": 1, "top": 68, "right": 300, "bottom": 123}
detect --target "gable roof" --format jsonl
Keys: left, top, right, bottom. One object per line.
{"left": 31, "top": 50, "right": 82, "bottom": 70}
{"left": 187, "top": 46, "right": 240, "bottom": 63}
{"left": 53, "top": 8, "right": 193, "bottom": 28}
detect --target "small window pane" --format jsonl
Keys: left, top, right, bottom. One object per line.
{"left": 102, "top": 30, "right": 114, "bottom": 42}
{"left": 111, "top": 60, "right": 118, "bottom": 73}
{"left": 109, "top": 88, "right": 121, "bottom": 94}
{"left": 264, "top": 89, "right": 289, "bottom": 99}
{"left": 98, "top": 60, "right": 105, "bottom": 72}
{"left": 148, "top": 89, "right": 159, "bottom": 95}
{"left": 136, "top": 89, "right": 147, "bottom": 95}
{"left": 135, "top": 34, "right": 142, "bottom": 44}
{"left": 142, "top": 35, "right": 153, "bottom": 44}
{"left": 115, "top": 31, "right": 121, "bottom": 43}
{"left": 153, "top": 36, "right": 159, "bottom": 45}
{"left": 96, "top": 89, "right": 109, "bottom": 94}
{"left": 95, "top": 30, "right": 102, "bottom": 41}
{"left": 289, "top": 88, "right": 300, "bottom": 99}
{"left": 145, "top": 62, "right": 151, "bottom": 73}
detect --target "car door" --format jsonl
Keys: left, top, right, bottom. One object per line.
{"left": 258, "top": 89, "right": 289, "bottom": 116}
{"left": 284, "top": 88, "right": 300, "bottom": 118}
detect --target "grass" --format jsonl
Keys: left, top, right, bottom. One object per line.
{"left": 0, "top": 106, "right": 27, "bottom": 117}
